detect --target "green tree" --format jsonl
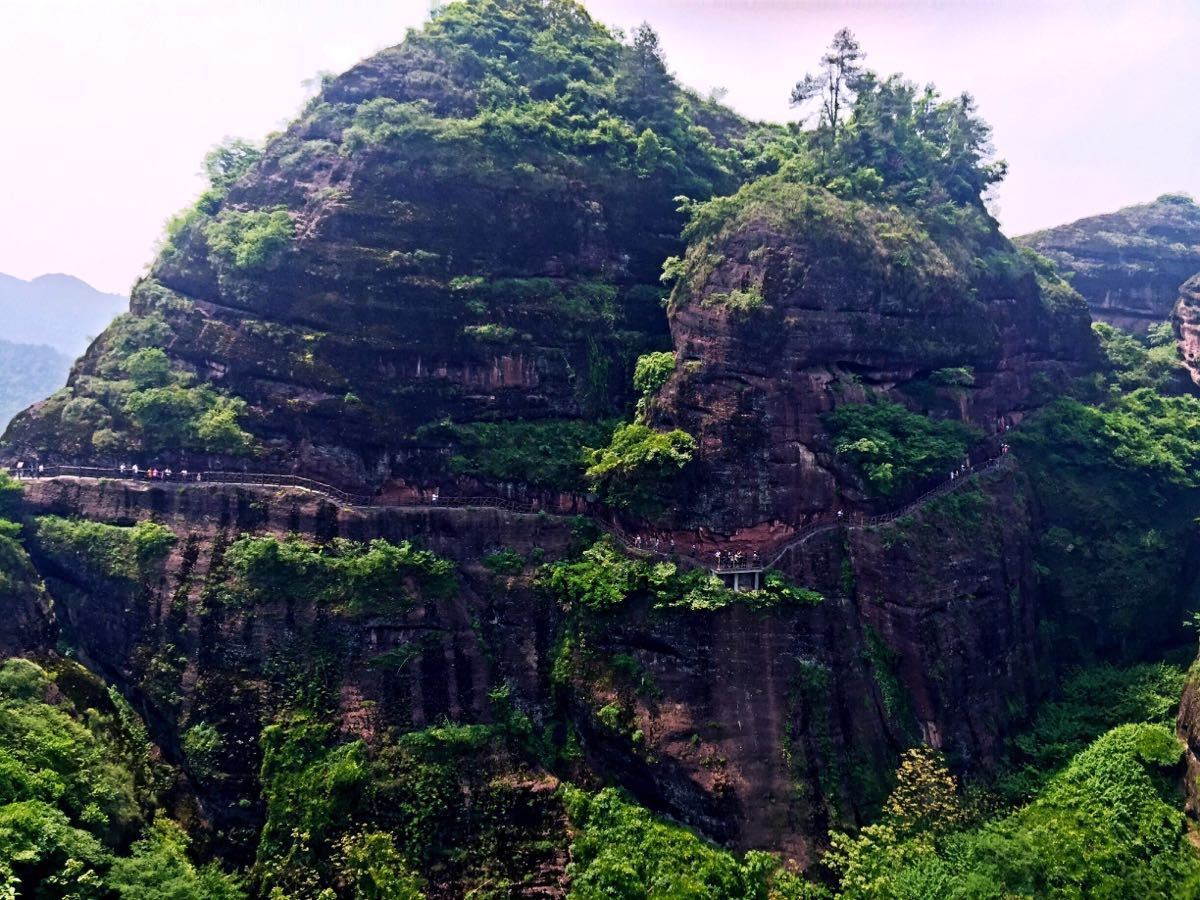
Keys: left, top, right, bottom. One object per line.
{"left": 123, "top": 348, "right": 172, "bottom": 389}
{"left": 790, "top": 28, "right": 866, "bottom": 142}
{"left": 202, "top": 138, "right": 262, "bottom": 191}
{"left": 584, "top": 423, "right": 695, "bottom": 513}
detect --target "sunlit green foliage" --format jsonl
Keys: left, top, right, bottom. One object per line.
{"left": 792, "top": 30, "right": 1004, "bottom": 224}
{"left": 122, "top": 384, "right": 255, "bottom": 454}
{"left": 541, "top": 538, "right": 822, "bottom": 612}
{"left": 1093, "top": 321, "right": 1186, "bottom": 393}
{"left": 204, "top": 207, "right": 294, "bottom": 272}
{"left": 35, "top": 516, "right": 175, "bottom": 583}
{"left": 563, "top": 785, "right": 826, "bottom": 898}
{"left": 202, "top": 138, "right": 263, "bottom": 193}
{"left": 827, "top": 399, "right": 978, "bottom": 496}
{"left": 122, "top": 348, "right": 172, "bottom": 390}
{"left": 218, "top": 534, "right": 454, "bottom": 614}
{"left": 416, "top": 418, "right": 616, "bottom": 492}
{"left": 483, "top": 548, "right": 525, "bottom": 575}
{"left": 255, "top": 714, "right": 562, "bottom": 897}
{"left": 108, "top": 819, "right": 245, "bottom": 900}
{"left": 1015, "top": 390, "right": 1200, "bottom": 488}
{"left": 0, "top": 658, "right": 243, "bottom": 897}
{"left": 583, "top": 423, "right": 695, "bottom": 513}
{"left": 998, "top": 662, "right": 1185, "bottom": 802}
{"left": 632, "top": 351, "right": 676, "bottom": 408}
{"left": 828, "top": 724, "right": 1200, "bottom": 897}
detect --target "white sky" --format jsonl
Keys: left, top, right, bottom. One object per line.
{"left": 1, "top": 0, "right": 1197, "bottom": 295}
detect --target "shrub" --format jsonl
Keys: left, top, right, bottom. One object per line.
{"left": 540, "top": 538, "right": 821, "bottom": 613}
{"left": 35, "top": 516, "right": 176, "bottom": 582}
{"left": 632, "top": 351, "right": 676, "bottom": 396}
{"left": 182, "top": 722, "right": 224, "bottom": 783}
{"left": 827, "top": 723, "right": 1200, "bottom": 897}
{"left": 123, "top": 348, "right": 173, "bottom": 389}
{"left": 826, "top": 399, "right": 978, "bottom": 496}
{"left": 583, "top": 423, "right": 696, "bottom": 513}
{"left": 462, "top": 323, "right": 518, "bottom": 343}
{"left": 997, "top": 662, "right": 1185, "bottom": 801}
{"left": 204, "top": 206, "right": 294, "bottom": 272}
{"left": 219, "top": 534, "right": 454, "bottom": 613}
{"left": 483, "top": 548, "right": 525, "bottom": 575}
{"left": 563, "top": 785, "right": 822, "bottom": 898}
{"left": 928, "top": 366, "right": 975, "bottom": 387}
{"left": 123, "top": 384, "right": 254, "bottom": 454}
{"left": 1093, "top": 321, "right": 1185, "bottom": 393}
{"left": 416, "top": 418, "right": 616, "bottom": 493}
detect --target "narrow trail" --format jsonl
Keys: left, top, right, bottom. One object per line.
{"left": 9, "top": 454, "right": 1010, "bottom": 573}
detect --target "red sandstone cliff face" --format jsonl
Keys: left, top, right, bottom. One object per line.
{"left": 1173, "top": 275, "right": 1200, "bottom": 388}
{"left": 12, "top": 467, "right": 1041, "bottom": 863}
{"left": 0, "top": 9, "right": 760, "bottom": 485}
{"left": 1176, "top": 661, "right": 1200, "bottom": 823}
{"left": 650, "top": 181, "right": 1096, "bottom": 533}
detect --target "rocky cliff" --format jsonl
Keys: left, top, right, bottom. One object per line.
{"left": 1, "top": 1, "right": 774, "bottom": 487}
{"left": 1173, "top": 274, "right": 1200, "bottom": 387}
{"left": 1017, "top": 193, "right": 1200, "bottom": 333}
{"left": 9, "top": 461, "right": 1041, "bottom": 869}
{"left": 649, "top": 176, "right": 1095, "bottom": 533}
{"left": 7, "top": 2, "right": 1196, "bottom": 894}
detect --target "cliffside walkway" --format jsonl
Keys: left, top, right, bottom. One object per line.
{"left": 8, "top": 453, "right": 1009, "bottom": 574}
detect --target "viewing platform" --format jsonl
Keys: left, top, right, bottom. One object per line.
{"left": 711, "top": 565, "right": 764, "bottom": 592}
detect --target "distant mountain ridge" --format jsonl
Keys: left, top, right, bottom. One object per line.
{"left": 0, "top": 339, "right": 71, "bottom": 431}
{"left": 0, "top": 272, "right": 126, "bottom": 355}
{"left": 1016, "top": 193, "right": 1200, "bottom": 333}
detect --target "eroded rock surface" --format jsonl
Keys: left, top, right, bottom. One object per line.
{"left": 651, "top": 179, "right": 1095, "bottom": 533}
{"left": 1018, "top": 193, "right": 1200, "bottom": 333}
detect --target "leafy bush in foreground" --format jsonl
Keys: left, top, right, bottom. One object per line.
{"left": 564, "top": 785, "right": 825, "bottom": 899}
{"left": 828, "top": 724, "right": 1200, "bottom": 898}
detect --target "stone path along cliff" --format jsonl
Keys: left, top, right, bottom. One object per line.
{"left": 7, "top": 452, "right": 1011, "bottom": 574}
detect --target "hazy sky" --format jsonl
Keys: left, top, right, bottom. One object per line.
{"left": 2, "top": 0, "right": 1197, "bottom": 295}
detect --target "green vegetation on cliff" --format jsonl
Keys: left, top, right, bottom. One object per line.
{"left": 0, "top": 658, "right": 243, "bottom": 898}
{"left": 35, "top": 516, "right": 176, "bottom": 583}
{"left": 541, "top": 538, "right": 822, "bottom": 612}
{"left": 1011, "top": 387, "right": 1200, "bottom": 658}
{"left": 827, "top": 399, "right": 979, "bottom": 496}
{"left": 829, "top": 724, "right": 1200, "bottom": 897}
{"left": 583, "top": 423, "right": 696, "bottom": 513}
{"left": 414, "top": 417, "right": 615, "bottom": 492}
{"left": 217, "top": 534, "right": 454, "bottom": 614}
{"left": 564, "top": 786, "right": 821, "bottom": 898}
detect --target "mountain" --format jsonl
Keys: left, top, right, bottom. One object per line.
{"left": 3, "top": 3, "right": 1200, "bottom": 897}
{"left": 0, "top": 338, "right": 71, "bottom": 431}
{"left": 1016, "top": 193, "right": 1200, "bottom": 333}
{"left": 0, "top": 272, "right": 127, "bottom": 355}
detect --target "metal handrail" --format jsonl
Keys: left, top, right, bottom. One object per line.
{"left": 7, "top": 452, "right": 1010, "bottom": 570}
